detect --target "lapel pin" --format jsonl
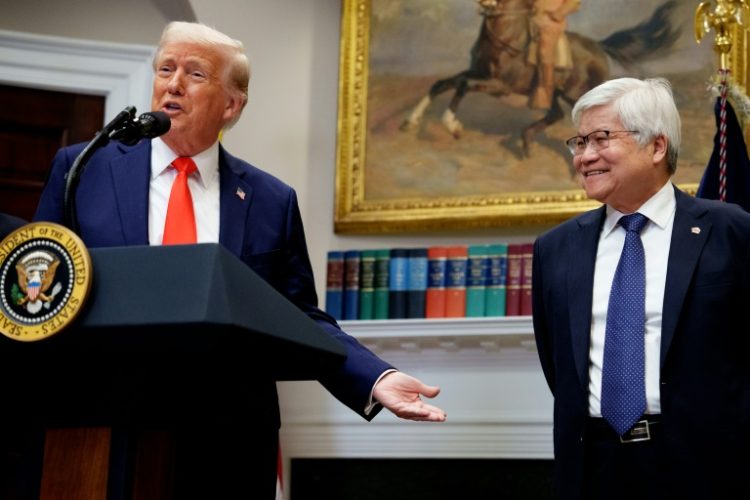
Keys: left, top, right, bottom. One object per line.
{"left": 691, "top": 227, "right": 701, "bottom": 235}
{"left": 236, "top": 187, "right": 246, "bottom": 200}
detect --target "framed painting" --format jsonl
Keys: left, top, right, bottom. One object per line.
{"left": 335, "top": 0, "right": 720, "bottom": 233}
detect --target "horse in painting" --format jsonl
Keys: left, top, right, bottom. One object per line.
{"left": 400, "top": 0, "right": 680, "bottom": 156}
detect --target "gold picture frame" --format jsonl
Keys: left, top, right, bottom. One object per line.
{"left": 335, "top": 0, "right": 718, "bottom": 234}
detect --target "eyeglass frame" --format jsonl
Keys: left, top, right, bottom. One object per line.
{"left": 564, "top": 130, "right": 640, "bottom": 156}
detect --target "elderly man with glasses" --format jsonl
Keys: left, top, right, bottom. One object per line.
{"left": 531, "top": 77, "right": 750, "bottom": 500}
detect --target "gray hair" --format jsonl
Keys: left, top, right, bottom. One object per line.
{"left": 571, "top": 77, "right": 681, "bottom": 174}
{"left": 153, "top": 21, "right": 250, "bottom": 128}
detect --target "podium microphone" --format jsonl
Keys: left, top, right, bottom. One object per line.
{"left": 64, "top": 106, "right": 171, "bottom": 233}
{"left": 109, "top": 111, "right": 171, "bottom": 145}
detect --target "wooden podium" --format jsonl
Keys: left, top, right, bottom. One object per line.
{"left": 0, "top": 244, "right": 346, "bottom": 499}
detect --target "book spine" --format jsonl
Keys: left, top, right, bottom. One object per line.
{"left": 425, "top": 246, "right": 448, "bottom": 318}
{"left": 358, "top": 250, "right": 376, "bottom": 320}
{"left": 485, "top": 243, "right": 508, "bottom": 317}
{"left": 505, "top": 244, "right": 523, "bottom": 316}
{"left": 466, "top": 245, "right": 489, "bottom": 317}
{"left": 343, "top": 250, "right": 361, "bottom": 320}
{"left": 520, "top": 242, "right": 534, "bottom": 316}
{"left": 388, "top": 248, "right": 410, "bottom": 319}
{"left": 445, "top": 246, "right": 468, "bottom": 318}
{"left": 373, "top": 249, "right": 390, "bottom": 320}
{"left": 406, "top": 248, "right": 428, "bottom": 318}
{"left": 325, "top": 250, "right": 344, "bottom": 320}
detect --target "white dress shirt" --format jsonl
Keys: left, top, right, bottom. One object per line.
{"left": 588, "top": 181, "right": 676, "bottom": 417}
{"left": 148, "top": 137, "right": 221, "bottom": 245}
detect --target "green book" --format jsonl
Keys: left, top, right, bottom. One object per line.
{"left": 373, "top": 249, "right": 390, "bottom": 319}
{"left": 358, "top": 250, "right": 377, "bottom": 320}
{"left": 485, "top": 243, "right": 508, "bottom": 316}
{"left": 466, "top": 245, "right": 489, "bottom": 317}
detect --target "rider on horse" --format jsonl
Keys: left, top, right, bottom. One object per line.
{"left": 529, "top": 0, "right": 580, "bottom": 110}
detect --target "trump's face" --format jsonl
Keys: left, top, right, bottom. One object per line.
{"left": 574, "top": 104, "right": 668, "bottom": 214}
{"left": 151, "top": 41, "right": 242, "bottom": 156}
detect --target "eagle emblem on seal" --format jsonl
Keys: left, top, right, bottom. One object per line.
{"left": 14, "top": 250, "right": 63, "bottom": 314}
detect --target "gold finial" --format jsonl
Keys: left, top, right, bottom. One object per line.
{"left": 696, "top": 0, "right": 750, "bottom": 69}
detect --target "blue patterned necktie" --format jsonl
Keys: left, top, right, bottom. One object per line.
{"left": 601, "top": 213, "right": 649, "bottom": 436}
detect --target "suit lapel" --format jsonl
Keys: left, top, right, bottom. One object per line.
{"left": 567, "top": 207, "right": 605, "bottom": 388}
{"left": 660, "top": 188, "right": 710, "bottom": 368}
{"left": 109, "top": 141, "right": 151, "bottom": 245}
{"left": 218, "top": 146, "right": 253, "bottom": 257}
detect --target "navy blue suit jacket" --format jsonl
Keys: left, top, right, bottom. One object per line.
{"left": 34, "top": 139, "right": 393, "bottom": 428}
{"left": 532, "top": 187, "right": 750, "bottom": 499}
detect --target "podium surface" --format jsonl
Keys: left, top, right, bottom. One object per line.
{"left": 0, "top": 243, "right": 346, "bottom": 379}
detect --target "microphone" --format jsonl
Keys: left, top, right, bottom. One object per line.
{"left": 64, "top": 106, "right": 171, "bottom": 233}
{"left": 109, "top": 111, "right": 171, "bottom": 145}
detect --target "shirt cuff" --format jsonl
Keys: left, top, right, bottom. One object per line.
{"left": 364, "top": 368, "right": 398, "bottom": 415}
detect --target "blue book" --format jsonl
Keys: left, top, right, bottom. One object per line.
{"left": 445, "top": 246, "right": 468, "bottom": 317}
{"left": 388, "top": 248, "right": 410, "bottom": 319}
{"left": 485, "top": 243, "right": 508, "bottom": 316}
{"left": 325, "top": 250, "right": 344, "bottom": 320}
{"left": 343, "top": 250, "right": 360, "bottom": 320}
{"left": 406, "top": 248, "right": 428, "bottom": 318}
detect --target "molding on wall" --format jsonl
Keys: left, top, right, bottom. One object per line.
{"left": 341, "top": 316, "right": 536, "bottom": 354}
{"left": 0, "top": 29, "right": 154, "bottom": 123}
{"left": 279, "top": 317, "right": 554, "bottom": 462}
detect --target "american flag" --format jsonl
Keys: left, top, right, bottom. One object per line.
{"left": 27, "top": 278, "right": 41, "bottom": 301}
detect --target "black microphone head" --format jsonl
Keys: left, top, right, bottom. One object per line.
{"left": 138, "top": 111, "right": 171, "bottom": 138}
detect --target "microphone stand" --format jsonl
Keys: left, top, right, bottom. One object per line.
{"left": 63, "top": 106, "right": 136, "bottom": 233}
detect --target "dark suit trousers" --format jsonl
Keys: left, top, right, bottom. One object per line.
{"left": 582, "top": 417, "right": 746, "bottom": 500}
{"left": 583, "top": 418, "right": 666, "bottom": 500}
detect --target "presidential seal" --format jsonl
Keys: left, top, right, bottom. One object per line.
{"left": 0, "top": 222, "right": 92, "bottom": 341}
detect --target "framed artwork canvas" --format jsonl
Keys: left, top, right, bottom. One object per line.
{"left": 335, "top": 0, "right": 717, "bottom": 233}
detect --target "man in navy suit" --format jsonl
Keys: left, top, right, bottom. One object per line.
{"left": 35, "top": 21, "right": 445, "bottom": 499}
{"left": 532, "top": 77, "right": 750, "bottom": 500}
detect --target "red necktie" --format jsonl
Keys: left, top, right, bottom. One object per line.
{"left": 162, "top": 157, "right": 197, "bottom": 245}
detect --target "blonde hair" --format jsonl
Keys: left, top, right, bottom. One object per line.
{"left": 153, "top": 21, "right": 250, "bottom": 127}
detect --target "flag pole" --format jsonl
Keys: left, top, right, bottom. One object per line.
{"left": 696, "top": 1, "right": 750, "bottom": 201}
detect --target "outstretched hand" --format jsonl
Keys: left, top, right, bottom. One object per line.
{"left": 373, "top": 372, "right": 447, "bottom": 422}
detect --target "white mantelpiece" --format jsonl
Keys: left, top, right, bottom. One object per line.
{"left": 278, "top": 317, "right": 554, "bottom": 464}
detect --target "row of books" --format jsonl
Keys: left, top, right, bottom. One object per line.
{"left": 324, "top": 243, "right": 534, "bottom": 321}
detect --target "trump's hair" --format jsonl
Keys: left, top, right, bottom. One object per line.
{"left": 153, "top": 21, "right": 250, "bottom": 127}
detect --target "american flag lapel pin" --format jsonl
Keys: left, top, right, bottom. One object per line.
{"left": 691, "top": 227, "right": 701, "bottom": 235}
{"left": 236, "top": 187, "right": 246, "bottom": 200}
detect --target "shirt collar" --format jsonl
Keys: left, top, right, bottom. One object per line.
{"left": 150, "top": 137, "right": 220, "bottom": 189}
{"left": 602, "top": 180, "right": 676, "bottom": 237}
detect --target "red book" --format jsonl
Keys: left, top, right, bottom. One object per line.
{"left": 520, "top": 243, "right": 533, "bottom": 316}
{"left": 445, "top": 246, "right": 468, "bottom": 318}
{"left": 505, "top": 244, "right": 523, "bottom": 316}
{"left": 425, "top": 246, "right": 448, "bottom": 318}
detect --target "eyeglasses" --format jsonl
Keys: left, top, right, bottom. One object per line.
{"left": 565, "top": 130, "right": 639, "bottom": 155}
